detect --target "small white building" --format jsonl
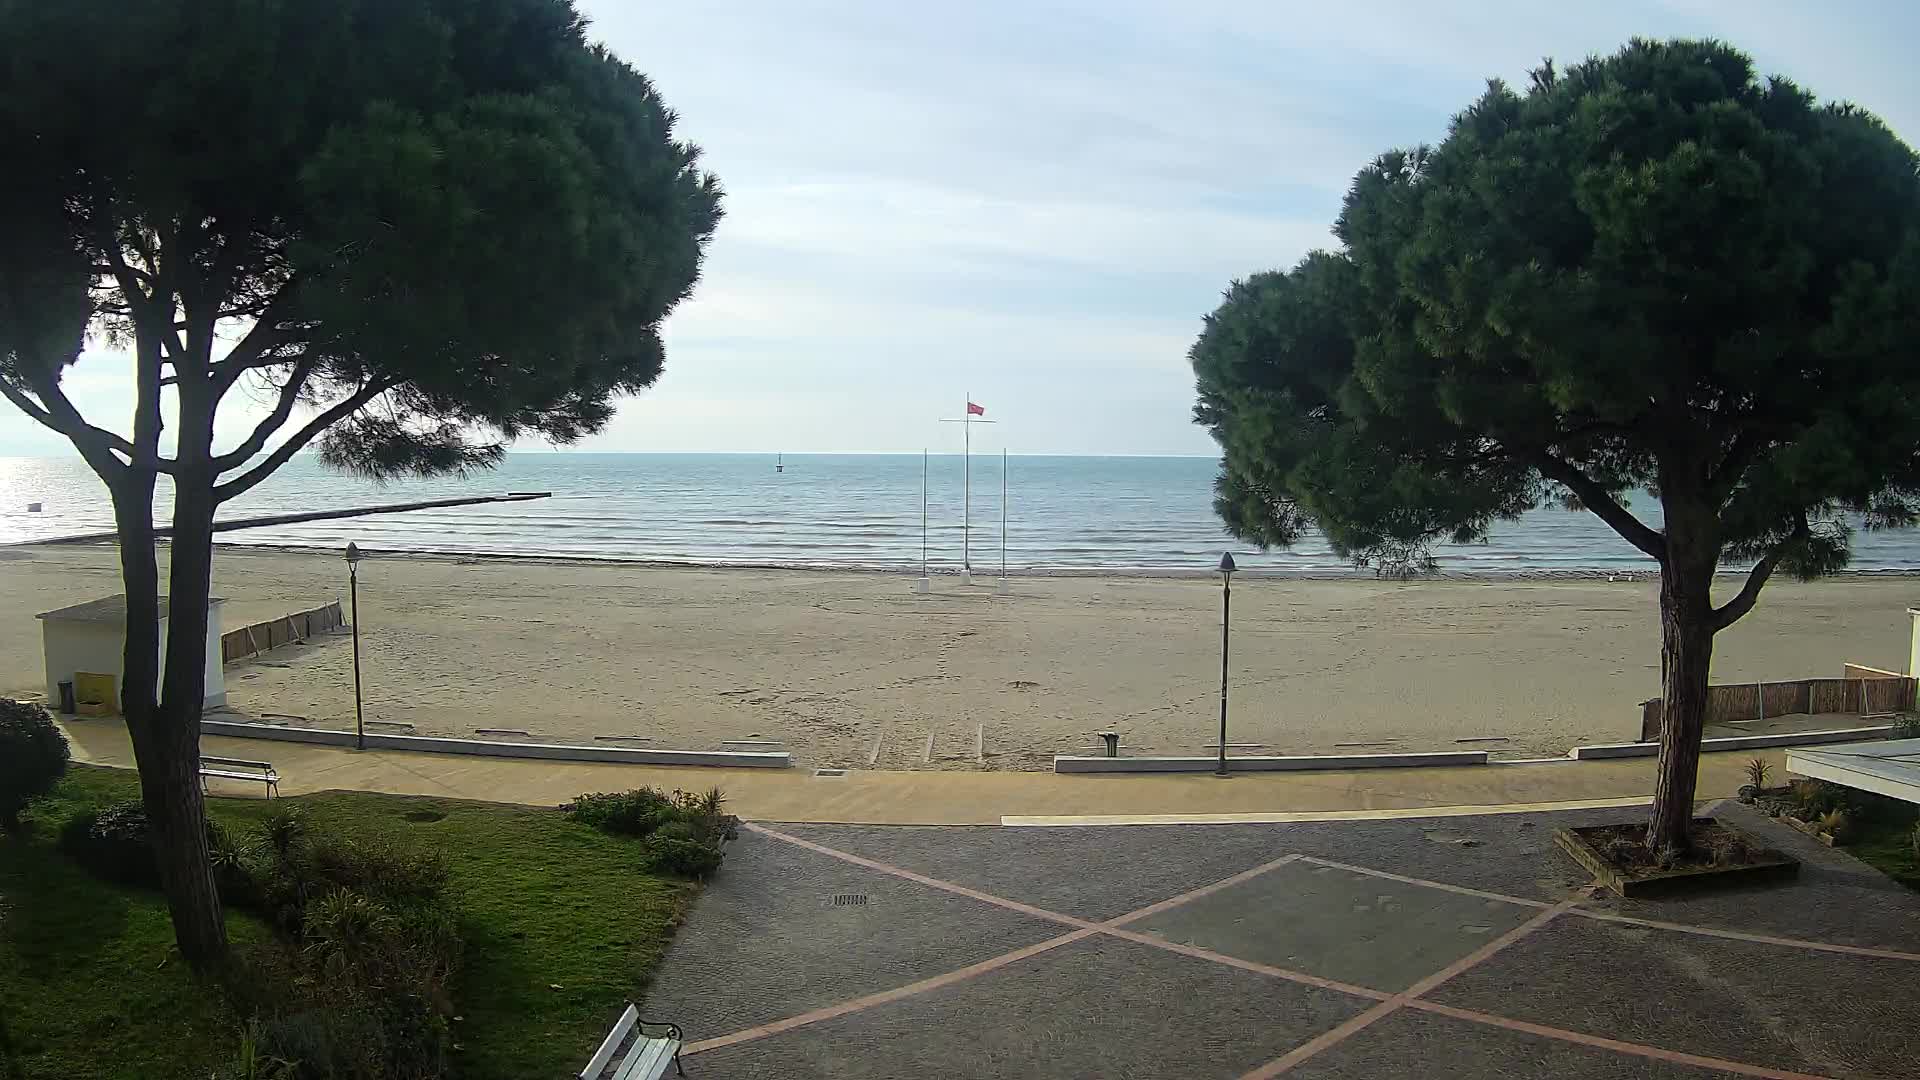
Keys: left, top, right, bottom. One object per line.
{"left": 37, "top": 594, "right": 226, "bottom": 713}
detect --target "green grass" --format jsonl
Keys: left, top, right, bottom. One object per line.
{"left": 1848, "top": 813, "right": 1920, "bottom": 891}
{"left": 2, "top": 767, "right": 697, "bottom": 1080}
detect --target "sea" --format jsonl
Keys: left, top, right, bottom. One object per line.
{"left": 3, "top": 453, "right": 1918, "bottom": 575}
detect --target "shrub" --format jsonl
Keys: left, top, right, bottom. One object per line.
{"left": 0, "top": 698, "right": 69, "bottom": 830}
{"left": 254, "top": 828, "right": 452, "bottom": 936}
{"left": 644, "top": 832, "right": 725, "bottom": 877}
{"left": 59, "top": 799, "right": 159, "bottom": 886}
{"left": 564, "top": 789, "right": 680, "bottom": 836}
{"left": 1742, "top": 757, "right": 1771, "bottom": 793}
{"left": 1892, "top": 712, "right": 1920, "bottom": 738}
{"left": 1817, "top": 809, "right": 1852, "bottom": 844}
{"left": 226, "top": 818, "right": 462, "bottom": 1080}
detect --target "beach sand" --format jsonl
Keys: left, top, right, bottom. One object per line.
{"left": 1, "top": 543, "right": 1910, "bottom": 770}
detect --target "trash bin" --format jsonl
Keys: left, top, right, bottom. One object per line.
{"left": 58, "top": 679, "right": 76, "bottom": 714}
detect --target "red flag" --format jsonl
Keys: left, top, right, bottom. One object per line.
{"left": 967, "top": 401, "right": 985, "bottom": 416}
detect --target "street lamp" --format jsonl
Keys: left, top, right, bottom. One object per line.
{"left": 1216, "top": 550, "right": 1235, "bottom": 777}
{"left": 346, "top": 542, "right": 365, "bottom": 750}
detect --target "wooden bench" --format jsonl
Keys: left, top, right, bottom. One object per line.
{"left": 198, "top": 756, "right": 280, "bottom": 799}
{"left": 578, "top": 1003, "right": 682, "bottom": 1080}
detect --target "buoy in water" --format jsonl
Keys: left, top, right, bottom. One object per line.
{"left": 26, "top": 502, "right": 42, "bottom": 513}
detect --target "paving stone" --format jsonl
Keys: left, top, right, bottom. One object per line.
{"left": 1129, "top": 859, "right": 1535, "bottom": 992}
{"left": 1427, "top": 915, "right": 1920, "bottom": 1078}
{"left": 684, "top": 933, "right": 1367, "bottom": 1079}
{"left": 1291, "top": 1008, "right": 1748, "bottom": 1079}
{"left": 777, "top": 821, "right": 1299, "bottom": 921}
{"left": 643, "top": 829, "right": 1066, "bottom": 1039}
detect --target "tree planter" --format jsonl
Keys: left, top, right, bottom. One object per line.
{"left": 1554, "top": 818, "right": 1800, "bottom": 898}
{"left": 1778, "top": 815, "right": 1843, "bottom": 847}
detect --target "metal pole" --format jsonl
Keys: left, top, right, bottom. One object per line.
{"left": 963, "top": 395, "right": 970, "bottom": 573}
{"left": 1001, "top": 447, "right": 1007, "bottom": 579}
{"left": 1217, "top": 575, "right": 1230, "bottom": 777}
{"left": 921, "top": 448, "right": 928, "bottom": 579}
{"left": 350, "top": 563, "right": 364, "bottom": 751}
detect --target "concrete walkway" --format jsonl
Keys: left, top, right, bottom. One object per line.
{"left": 60, "top": 716, "right": 1789, "bottom": 824}
{"left": 648, "top": 804, "right": 1920, "bottom": 1077}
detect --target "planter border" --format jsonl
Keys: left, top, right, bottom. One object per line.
{"left": 1571, "top": 725, "right": 1893, "bottom": 760}
{"left": 1053, "top": 750, "right": 1488, "bottom": 774}
{"left": 199, "top": 719, "right": 791, "bottom": 768}
{"left": 1553, "top": 818, "right": 1800, "bottom": 898}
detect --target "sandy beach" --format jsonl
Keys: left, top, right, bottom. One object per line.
{"left": 1, "top": 542, "right": 1910, "bottom": 770}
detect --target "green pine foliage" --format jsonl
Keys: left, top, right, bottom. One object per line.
{"left": 1192, "top": 38, "right": 1920, "bottom": 847}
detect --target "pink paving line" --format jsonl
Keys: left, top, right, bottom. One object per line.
{"left": 1292, "top": 855, "right": 1554, "bottom": 909}
{"left": 1299, "top": 854, "right": 1920, "bottom": 964}
{"left": 1404, "top": 1001, "right": 1835, "bottom": 1080}
{"left": 1105, "top": 854, "right": 1302, "bottom": 927}
{"left": 1569, "top": 910, "right": 1920, "bottom": 963}
{"left": 743, "top": 822, "right": 1093, "bottom": 931}
{"left": 1239, "top": 893, "right": 1587, "bottom": 1079}
{"left": 715, "top": 826, "right": 1905, "bottom": 1074}
{"left": 682, "top": 928, "right": 1096, "bottom": 1055}
{"left": 1099, "top": 926, "right": 1392, "bottom": 1002}
{"left": 689, "top": 832, "right": 1325, "bottom": 1056}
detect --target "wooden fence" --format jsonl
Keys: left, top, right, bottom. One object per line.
{"left": 1638, "top": 666, "right": 1916, "bottom": 741}
{"left": 221, "top": 601, "right": 345, "bottom": 663}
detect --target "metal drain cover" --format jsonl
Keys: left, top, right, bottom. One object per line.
{"left": 814, "top": 768, "right": 848, "bottom": 778}
{"left": 828, "top": 893, "right": 871, "bottom": 907}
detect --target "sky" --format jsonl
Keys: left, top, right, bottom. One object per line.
{"left": 6, "top": 0, "right": 1919, "bottom": 458}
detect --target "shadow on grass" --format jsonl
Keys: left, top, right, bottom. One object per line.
{"left": 0, "top": 833, "right": 134, "bottom": 979}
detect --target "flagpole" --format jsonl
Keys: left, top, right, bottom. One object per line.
{"left": 962, "top": 393, "right": 971, "bottom": 583}
{"left": 939, "top": 400, "right": 991, "bottom": 587}
{"left": 998, "top": 446, "right": 1009, "bottom": 593}
{"left": 915, "top": 447, "right": 930, "bottom": 593}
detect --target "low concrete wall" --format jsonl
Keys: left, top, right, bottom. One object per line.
{"left": 1572, "top": 725, "right": 1894, "bottom": 760}
{"left": 1053, "top": 750, "right": 1489, "bottom": 774}
{"left": 199, "top": 719, "right": 791, "bottom": 768}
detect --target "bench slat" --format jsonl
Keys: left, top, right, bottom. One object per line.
{"left": 200, "top": 769, "right": 277, "bottom": 783}
{"left": 613, "top": 1037, "right": 678, "bottom": 1080}
{"left": 201, "top": 756, "right": 274, "bottom": 769}
{"left": 579, "top": 1004, "right": 639, "bottom": 1080}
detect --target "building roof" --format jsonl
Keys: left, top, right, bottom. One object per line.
{"left": 1786, "top": 739, "right": 1920, "bottom": 807}
{"left": 36, "top": 594, "right": 225, "bottom": 623}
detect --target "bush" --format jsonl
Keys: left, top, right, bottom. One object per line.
{"left": 0, "top": 698, "right": 69, "bottom": 830}
{"left": 643, "top": 832, "right": 724, "bottom": 877}
{"left": 59, "top": 799, "right": 158, "bottom": 886}
{"left": 563, "top": 789, "right": 681, "bottom": 837}
{"left": 227, "top": 819, "right": 462, "bottom": 1080}
{"left": 565, "top": 787, "right": 736, "bottom": 877}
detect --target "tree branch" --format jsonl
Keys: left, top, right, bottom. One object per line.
{"left": 1709, "top": 519, "right": 1808, "bottom": 631}
{"left": 1531, "top": 451, "right": 1668, "bottom": 561}
{"left": 213, "top": 377, "right": 398, "bottom": 502}
{"left": 1708, "top": 429, "right": 1769, "bottom": 502}
{"left": 211, "top": 357, "right": 317, "bottom": 471}
{"left": 0, "top": 372, "right": 173, "bottom": 477}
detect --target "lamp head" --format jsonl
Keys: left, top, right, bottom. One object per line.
{"left": 345, "top": 542, "right": 362, "bottom": 566}
{"left": 1218, "top": 550, "right": 1236, "bottom": 577}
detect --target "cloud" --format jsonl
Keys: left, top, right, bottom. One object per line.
{"left": 6, "top": 0, "right": 1916, "bottom": 460}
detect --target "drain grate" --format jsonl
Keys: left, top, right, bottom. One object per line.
{"left": 814, "top": 768, "right": 848, "bottom": 778}
{"left": 828, "top": 893, "right": 871, "bottom": 908}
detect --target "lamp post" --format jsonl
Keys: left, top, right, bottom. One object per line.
{"left": 1216, "top": 550, "right": 1235, "bottom": 777}
{"left": 346, "top": 542, "right": 365, "bottom": 750}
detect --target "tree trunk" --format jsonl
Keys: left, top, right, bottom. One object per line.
{"left": 111, "top": 468, "right": 229, "bottom": 971}
{"left": 1647, "top": 531, "right": 1718, "bottom": 854}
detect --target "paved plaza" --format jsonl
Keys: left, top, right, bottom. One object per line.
{"left": 646, "top": 803, "right": 1920, "bottom": 1078}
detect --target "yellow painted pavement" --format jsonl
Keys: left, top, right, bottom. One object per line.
{"left": 54, "top": 716, "right": 1785, "bottom": 826}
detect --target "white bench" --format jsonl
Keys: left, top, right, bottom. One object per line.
{"left": 198, "top": 756, "right": 280, "bottom": 799}
{"left": 578, "top": 1003, "right": 682, "bottom": 1079}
